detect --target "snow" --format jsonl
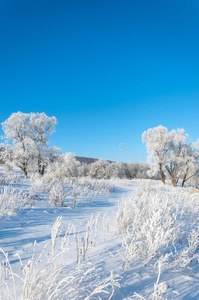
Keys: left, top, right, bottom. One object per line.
{"left": 0, "top": 170, "right": 198, "bottom": 299}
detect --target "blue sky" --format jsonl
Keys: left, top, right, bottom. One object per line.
{"left": 0, "top": 0, "right": 199, "bottom": 162}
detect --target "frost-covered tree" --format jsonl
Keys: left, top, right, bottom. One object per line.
{"left": 1, "top": 112, "right": 58, "bottom": 177}
{"left": 108, "top": 162, "right": 127, "bottom": 179}
{"left": 179, "top": 141, "right": 199, "bottom": 187}
{"left": 29, "top": 113, "right": 59, "bottom": 175}
{"left": 1, "top": 112, "right": 33, "bottom": 177}
{"left": 164, "top": 128, "right": 187, "bottom": 186}
{"left": 127, "top": 163, "right": 151, "bottom": 179}
{"left": 142, "top": 126, "right": 171, "bottom": 184}
{"left": 47, "top": 153, "right": 80, "bottom": 178}
{"left": 62, "top": 153, "right": 80, "bottom": 177}
{"left": 142, "top": 125, "right": 191, "bottom": 186}
{"left": 89, "top": 159, "right": 111, "bottom": 179}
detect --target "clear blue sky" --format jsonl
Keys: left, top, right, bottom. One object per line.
{"left": 0, "top": 0, "right": 199, "bottom": 162}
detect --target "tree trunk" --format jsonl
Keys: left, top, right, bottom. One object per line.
{"left": 24, "top": 169, "right": 28, "bottom": 178}
{"left": 181, "top": 176, "right": 186, "bottom": 187}
{"left": 159, "top": 163, "right": 166, "bottom": 184}
{"left": 38, "top": 152, "right": 41, "bottom": 175}
{"left": 171, "top": 177, "right": 177, "bottom": 187}
{"left": 41, "top": 165, "right": 45, "bottom": 176}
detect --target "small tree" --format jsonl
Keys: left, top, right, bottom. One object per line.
{"left": 89, "top": 159, "right": 111, "bottom": 179}
{"left": 63, "top": 153, "right": 80, "bottom": 177}
{"left": 47, "top": 153, "right": 80, "bottom": 178}
{"left": 108, "top": 162, "right": 127, "bottom": 179}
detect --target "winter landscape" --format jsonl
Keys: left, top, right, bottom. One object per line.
{"left": 0, "top": 112, "right": 198, "bottom": 299}
{"left": 1, "top": 1, "right": 199, "bottom": 299}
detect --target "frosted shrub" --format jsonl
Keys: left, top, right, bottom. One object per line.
{"left": 48, "top": 181, "right": 67, "bottom": 207}
{"left": 47, "top": 179, "right": 87, "bottom": 208}
{"left": 51, "top": 216, "right": 62, "bottom": 254}
{"left": 66, "top": 178, "right": 113, "bottom": 207}
{"left": 133, "top": 181, "right": 153, "bottom": 198}
{"left": 29, "top": 173, "right": 44, "bottom": 189}
{"left": 77, "top": 177, "right": 114, "bottom": 195}
{"left": 0, "top": 186, "right": 28, "bottom": 217}
{"left": 46, "top": 177, "right": 113, "bottom": 208}
{"left": 103, "top": 214, "right": 110, "bottom": 240}
{"left": 0, "top": 173, "right": 23, "bottom": 186}
{"left": 27, "top": 174, "right": 45, "bottom": 204}
{"left": 116, "top": 185, "right": 199, "bottom": 269}
{"left": 173, "top": 226, "right": 199, "bottom": 272}
{"left": 5, "top": 173, "right": 23, "bottom": 185}
{"left": 73, "top": 214, "right": 100, "bottom": 262}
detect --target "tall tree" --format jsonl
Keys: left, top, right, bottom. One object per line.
{"left": 164, "top": 128, "right": 187, "bottom": 186}
{"left": 29, "top": 112, "right": 58, "bottom": 175}
{"left": 1, "top": 112, "right": 58, "bottom": 177}
{"left": 142, "top": 125, "right": 170, "bottom": 184}
{"left": 142, "top": 126, "right": 191, "bottom": 187}
{"left": 179, "top": 141, "right": 199, "bottom": 187}
{"left": 1, "top": 112, "right": 33, "bottom": 177}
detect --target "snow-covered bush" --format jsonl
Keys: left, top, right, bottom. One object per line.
{"left": 48, "top": 180, "right": 66, "bottom": 207}
{"left": 5, "top": 173, "right": 23, "bottom": 185}
{"left": 173, "top": 226, "right": 199, "bottom": 273}
{"left": 0, "top": 186, "right": 28, "bottom": 217}
{"left": 46, "top": 177, "right": 113, "bottom": 208}
{"left": 0, "top": 172, "right": 23, "bottom": 186}
{"left": 76, "top": 177, "right": 114, "bottom": 194}
{"left": 117, "top": 183, "right": 199, "bottom": 269}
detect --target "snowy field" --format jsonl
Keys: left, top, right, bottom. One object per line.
{"left": 0, "top": 166, "right": 199, "bottom": 299}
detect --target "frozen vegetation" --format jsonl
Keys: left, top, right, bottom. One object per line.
{"left": 0, "top": 168, "right": 198, "bottom": 299}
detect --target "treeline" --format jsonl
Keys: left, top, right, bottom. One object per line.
{"left": 1, "top": 113, "right": 198, "bottom": 186}
{"left": 47, "top": 154, "right": 152, "bottom": 180}
{"left": 0, "top": 112, "right": 152, "bottom": 180}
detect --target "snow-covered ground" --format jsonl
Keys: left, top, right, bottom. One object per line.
{"left": 0, "top": 169, "right": 199, "bottom": 299}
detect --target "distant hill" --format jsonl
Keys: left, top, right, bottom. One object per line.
{"left": 75, "top": 156, "right": 99, "bottom": 164}
{"left": 75, "top": 156, "right": 114, "bottom": 164}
